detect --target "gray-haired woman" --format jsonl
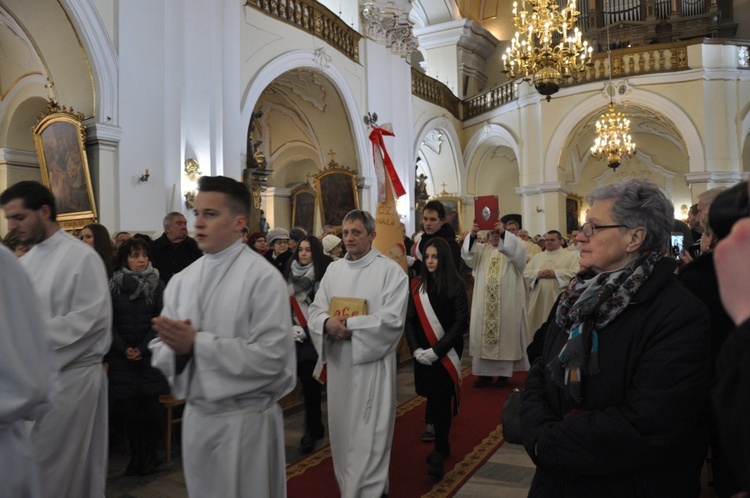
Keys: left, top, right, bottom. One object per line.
{"left": 520, "top": 178, "right": 711, "bottom": 497}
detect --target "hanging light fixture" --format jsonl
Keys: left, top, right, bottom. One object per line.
{"left": 589, "top": 5, "right": 636, "bottom": 169}
{"left": 501, "top": 0, "right": 593, "bottom": 102}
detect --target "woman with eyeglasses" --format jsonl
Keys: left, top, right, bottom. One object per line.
{"left": 520, "top": 178, "right": 711, "bottom": 497}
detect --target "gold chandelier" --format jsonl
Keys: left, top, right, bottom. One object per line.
{"left": 590, "top": 5, "right": 635, "bottom": 170}
{"left": 501, "top": 0, "right": 593, "bottom": 101}
{"left": 590, "top": 101, "right": 636, "bottom": 169}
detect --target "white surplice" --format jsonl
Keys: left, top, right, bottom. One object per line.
{"left": 150, "top": 240, "right": 295, "bottom": 498}
{"left": 19, "top": 229, "right": 112, "bottom": 498}
{"left": 461, "top": 233, "right": 530, "bottom": 377}
{"left": 308, "top": 248, "right": 408, "bottom": 498}
{"left": 524, "top": 247, "right": 580, "bottom": 336}
{"left": 0, "top": 245, "right": 56, "bottom": 498}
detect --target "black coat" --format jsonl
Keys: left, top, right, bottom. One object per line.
{"left": 265, "top": 249, "right": 292, "bottom": 274}
{"left": 713, "top": 317, "right": 750, "bottom": 493}
{"left": 405, "top": 279, "right": 468, "bottom": 398}
{"left": 520, "top": 257, "right": 711, "bottom": 497}
{"left": 108, "top": 278, "right": 169, "bottom": 400}
{"left": 150, "top": 233, "right": 203, "bottom": 284}
{"left": 678, "top": 252, "right": 735, "bottom": 371}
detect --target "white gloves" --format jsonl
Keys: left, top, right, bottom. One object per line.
{"left": 292, "top": 325, "right": 307, "bottom": 343}
{"left": 414, "top": 347, "right": 438, "bottom": 365}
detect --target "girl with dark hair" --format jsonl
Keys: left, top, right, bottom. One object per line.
{"left": 405, "top": 237, "right": 468, "bottom": 477}
{"left": 81, "top": 222, "right": 115, "bottom": 277}
{"left": 108, "top": 237, "right": 169, "bottom": 476}
{"left": 285, "top": 235, "right": 332, "bottom": 453}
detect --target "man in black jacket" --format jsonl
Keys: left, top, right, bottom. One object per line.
{"left": 150, "top": 211, "right": 202, "bottom": 284}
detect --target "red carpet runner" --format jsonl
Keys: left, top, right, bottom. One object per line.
{"left": 286, "top": 369, "right": 527, "bottom": 498}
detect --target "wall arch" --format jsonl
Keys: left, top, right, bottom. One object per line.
{"left": 413, "top": 116, "right": 465, "bottom": 193}
{"left": 544, "top": 88, "right": 706, "bottom": 182}
{"left": 241, "top": 50, "right": 373, "bottom": 205}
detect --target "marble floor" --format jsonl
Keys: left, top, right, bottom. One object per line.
{"left": 105, "top": 347, "right": 536, "bottom": 497}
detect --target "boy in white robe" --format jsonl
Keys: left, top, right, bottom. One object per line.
{"left": 308, "top": 209, "right": 409, "bottom": 498}
{"left": 0, "top": 244, "right": 56, "bottom": 498}
{"left": 150, "top": 176, "right": 295, "bottom": 498}
{"left": 1, "top": 181, "right": 112, "bottom": 498}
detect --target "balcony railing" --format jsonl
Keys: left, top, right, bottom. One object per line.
{"left": 577, "top": 39, "right": 696, "bottom": 84}
{"left": 246, "top": 0, "right": 362, "bottom": 63}
{"left": 462, "top": 81, "right": 516, "bottom": 119}
{"left": 411, "top": 68, "right": 462, "bottom": 119}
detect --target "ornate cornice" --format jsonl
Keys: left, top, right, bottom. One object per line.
{"left": 361, "top": 2, "right": 417, "bottom": 58}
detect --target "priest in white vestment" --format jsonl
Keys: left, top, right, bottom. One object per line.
{"left": 308, "top": 210, "right": 409, "bottom": 498}
{"left": 462, "top": 221, "right": 529, "bottom": 387}
{"left": 0, "top": 244, "right": 56, "bottom": 498}
{"left": 150, "top": 176, "right": 295, "bottom": 498}
{"left": 524, "top": 230, "right": 581, "bottom": 337}
{"left": 518, "top": 228, "right": 542, "bottom": 262}
{"left": 1, "top": 181, "right": 112, "bottom": 498}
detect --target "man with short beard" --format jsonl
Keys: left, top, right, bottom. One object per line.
{"left": 1, "top": 181, "right": 112, "bottom": 497}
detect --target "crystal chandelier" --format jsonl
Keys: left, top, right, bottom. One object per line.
{"left": 590, "top": 102, "right": 636, "bottom": 169}
{"left": 501, "top": 0, "right": 593, "bottom": 102}
{"left": 589, "top": 6, "right": 635, "bottom": 170}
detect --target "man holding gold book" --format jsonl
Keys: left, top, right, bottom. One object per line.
{"left": 309, "top": 209, "right": 409, "bottom": 498}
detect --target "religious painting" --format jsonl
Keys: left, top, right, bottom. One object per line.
{"left": 315, "top": 167, "right": 359, "bottom": 229}
{"left": 291, "top": 184, "right": 317, "bottom": 235}
{"left": 432, "top": 195, "right": 462, "bottom": 235}
{"left": 566, "top": 195, "right": 582, "bottom": 236}
{"left": 32, "top": 101, "right": 97, "bottom": 230}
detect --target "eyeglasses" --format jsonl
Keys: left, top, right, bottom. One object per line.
{"left": 578, "top": 222, "right": 626, "bottom": 238}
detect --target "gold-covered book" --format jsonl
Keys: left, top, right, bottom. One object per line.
{"left": 329, "top": 297, "right": 368, "bottom": 318}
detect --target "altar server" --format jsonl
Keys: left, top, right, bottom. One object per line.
{"left": 0, "top": 244, "right": 55, "bottom": 498}
{"left": 1, "top": 181, "right": 112, "bottom": 497}
{"left": 524, "top": 230, "right": 580, "bottom": 337}
{"left": 150, "top": 176, "right": 295, "bottom": 497}
{"left": 308, "top": 209, "right": 409, "bottom": 498}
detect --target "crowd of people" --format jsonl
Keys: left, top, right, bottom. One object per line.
{"left": 2, "top": 176, "right": 750, "bottom": 498}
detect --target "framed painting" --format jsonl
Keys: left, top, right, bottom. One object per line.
{"left": 432, "top": 195, "right": 462, "bottom": 235}
{"left": 314, "top": 166, "right": 359, "bottom": 229}
{"left": 291, "top": 184, "right": 317, "bottom": 235}
{"left": 566, "top": 195, "right": 582, "bottom": 236}
{"left": 32, "top": 102, "right": 97, "bottom": 230}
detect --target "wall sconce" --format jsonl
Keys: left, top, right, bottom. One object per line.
{"left": 184, "top": 190, "right": 196, "bottom": 209}
{"left": 139, "top": 169, "right": 150, "bottom": 182}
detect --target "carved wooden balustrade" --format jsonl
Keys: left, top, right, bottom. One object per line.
{"left": 246, "top": 0, "right": 361, "bottom": 63}
{"left": 463, "top": 81, "right": 516, "bottom": 120}
{"left": 411, "top": 68, "right": 462, "bottom": 119}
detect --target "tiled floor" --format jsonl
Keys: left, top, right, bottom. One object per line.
{"left": 105, "top": 344, "right": 535, "bottom": 497}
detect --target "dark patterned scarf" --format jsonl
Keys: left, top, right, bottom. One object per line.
{"left": 109, "top": 263, "right": 161, "bottom": 304}
{"left": 548, "top": 250, "right": 662, "bottom": 403}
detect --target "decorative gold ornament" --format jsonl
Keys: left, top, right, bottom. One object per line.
{"left": 501, "top": 0, "right": 593, "bottom": 101}
{"left": 184, "top": 158, "right": 202, "bottom": 178}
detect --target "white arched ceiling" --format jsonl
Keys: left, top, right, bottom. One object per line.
{"left": 410, "top": 0, "right": 461, "bottom": 27}
{"left": 463, "top": 122, "right": 520, "bottom": 171}
{"left": 414, "top": 116, "right": 464, "bottom": 195}
{"left": 241, "top": 50, "right": 373, "bottom": 187}
{"left": 544, "top": 87, "right": 706, "bottom": 183}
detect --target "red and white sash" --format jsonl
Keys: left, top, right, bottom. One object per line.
{"left": 410, "top": 280, "right": 461, "bottom": 392}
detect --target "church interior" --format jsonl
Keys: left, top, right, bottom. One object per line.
{"left": 1, "top": 0, "right": 749, "bottom": 495}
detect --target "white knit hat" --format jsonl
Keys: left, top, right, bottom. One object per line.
{"left": 321, "top": 234, "right": 342, "bottom": 255}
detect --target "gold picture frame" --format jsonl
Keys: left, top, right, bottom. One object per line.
{"left": 32, "top": 101, "right": 97, "bottom": 230}
{"left": 566, "top": 195, "right": 583, "bottom": 236}
{"left": 432, "top": 194, "right": 463, "bottom": 235}
{"left": 291, "top": 184, "right": 317, "bottom": 235}
{"left": 314, "top": 160, "right": 359, "bottom": 230}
